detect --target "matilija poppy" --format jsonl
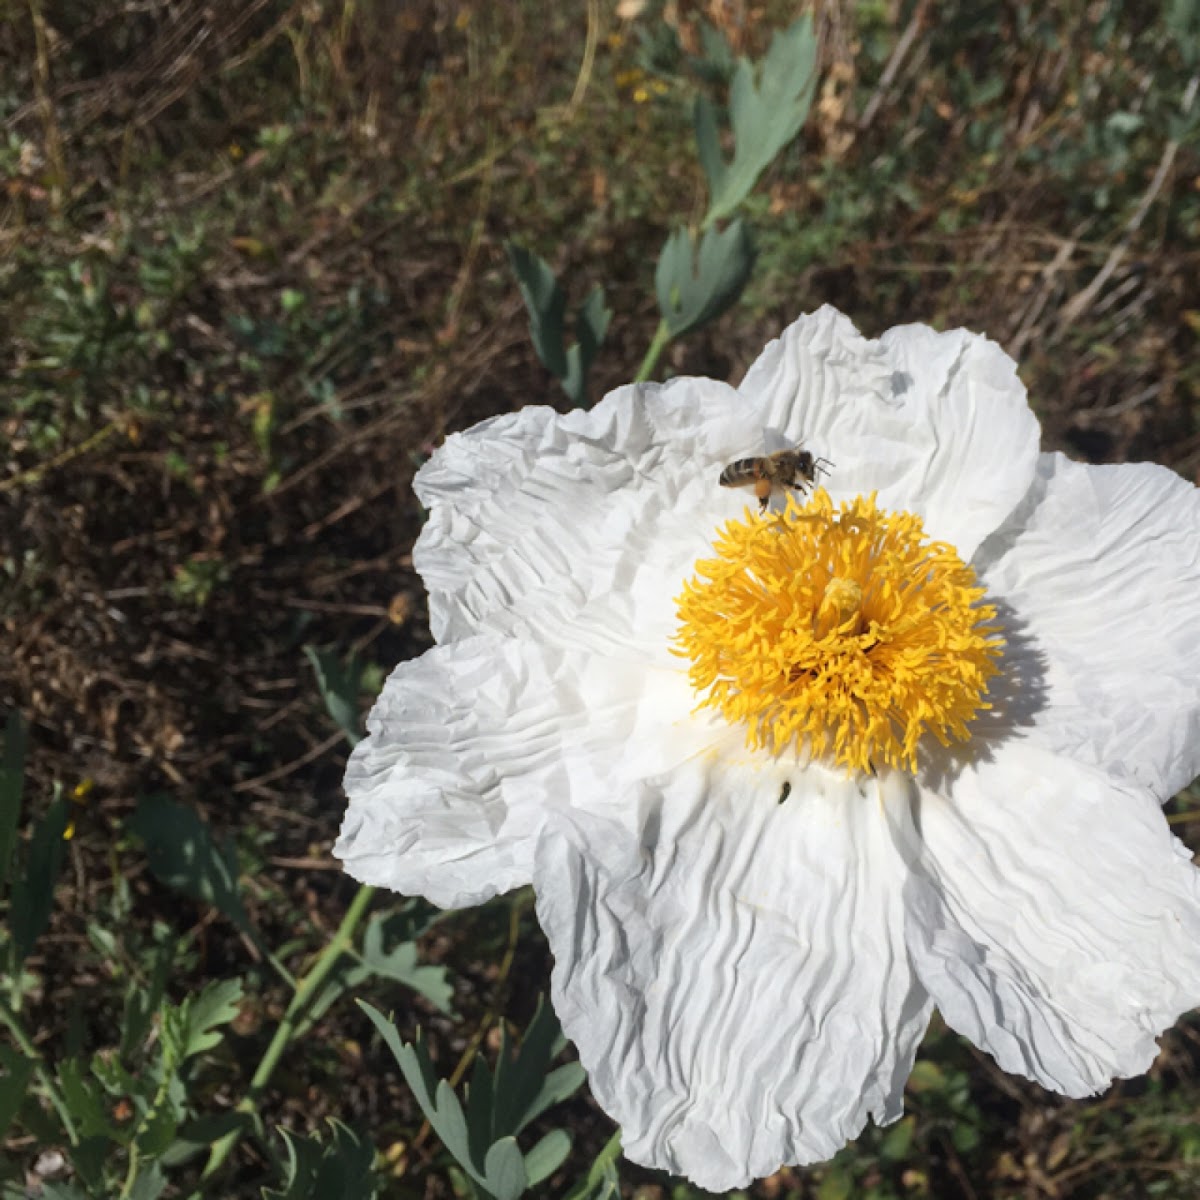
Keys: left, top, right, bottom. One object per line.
{"left": 336, "top": 306, "right": 1200, "bottom": 1191}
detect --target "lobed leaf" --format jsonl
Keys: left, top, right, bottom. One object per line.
{"left": 655, "top": 221, "right": 755, "bottom": 337}
{"left": 169, "top": 977, "right": 244, "bottom": 1063}
{"left": 262, "top": 1119, "right": 378, "bottom": 1200}
{"left": 356, "top": 910, "right": 455, "bottom": 1014}
{"left": 698, "top": 15, "right": 818, "bottom": 224}
{"left": 506, "top": 242, "right": 609, "bottom": 407}
{"left": 361, "top": 997, "right": 583, "bottom": 1199}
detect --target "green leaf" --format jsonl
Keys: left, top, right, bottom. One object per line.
{"left": 89, "top": 1052, "right": 140, "bottom": 1100}
{"left": 126, "top": 795, "right": 251, "bottom": 935}
{"left": 561, "top": 1133, "right": 622, "bottom": 1200}
{"left": 361, "top": 999, "right": 581, "bottom": 1198}
{"left": 481, "top": 1136, "right": 528, "bottom": 1200}
{"left": 491, "top": 996, "right": 565, "bottom": 1138}
{"left": 303, "top": 645, "right": 364, "bottom": 745}
{"left": 505, "top": 243, "right": 568, "bottom": 379}
{"left": 356, "top": 910, "right": 454, "bottom": 1014}
{"left": 905, "top": 1059, "right": 946, "bottom": 1094}
{"left": 694, "top": 21, "right": 738, "bottom": 84}
{"left": 523, "top": 1128, "right": 571, "bottom": 1187}
{"left": 0, "top": 712, "right": 26, "bottom": 898}
{"left": 879, "top": 1115, "right": 915, "bottom": 1162}
{"left": 559, "top": 286, "right": 612, "bottom": 407}
{"left": 136, "top": 1099, "right": 182, "bottom": 1161}
{"left": 655, "top": 221, "right": 755, "bottom": 337}
{"left": 466, "top": 1054, "right": 497, "bottom": 1168}
{"left": 57, "top": 1059, "right": 115, "bottom": 1140}
{"left": 1168, "top": 0, "right": 1200, "bottom": 66}
{"left": 697, "top": 16, "right": 818, "bottom": 223}
{"left": 165, "top": 977, "right": 244, "bottom": 1063}
{"left": 359, "top": 1006, "right": 476, "bottom": 1173}
{"left": 37, "top": 1185, "right": 92, "bottom": 1200}
{"left": 0, "top": 1047, "right": 34, "bottom": 1139}
{"left": 506, "top": 243, "right": 609, "bottom": 407}
{"left": 264, "top": 1120, "right": 378, "bottom": 1200}
{"left": 121, "top": 939, "right": 176, "bottom": 1059}
{"left": 159, "top": 1111, "right": 256, "bottom": 1167}
{"left": 124, "top": 1160, "right": 168, "bottom": 1200}
{"left": 10, "top": 784, "right": 69, "bottom": 965}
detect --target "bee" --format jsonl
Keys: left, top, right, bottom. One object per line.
{"left": 718, "top": 447, "right": 831, "bottom": 512}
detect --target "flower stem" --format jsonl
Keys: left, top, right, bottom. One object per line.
{"left": 200, "top": 883, "right": 376, "bottom": 1181}
{"left": 634, "top": 320, "right": 671, "bottom": 383}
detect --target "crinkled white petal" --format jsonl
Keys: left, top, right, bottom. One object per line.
{"left": 900, "top": 743, "right": 1200, "bottom": 1096}
{"left": 335, "top": 635, "right": 719, "bottom": 908}
{"left": 738, "top": 306, "right": 1041, "bottom": 559}
{"left": 533, "top": 763, "right": 933, "bottom": 1192}
{"left": 412, "top": 378, "right": 754, "bottom": 661}
{"left": 976, "top": 452, "right": 1200, "bottom": 800}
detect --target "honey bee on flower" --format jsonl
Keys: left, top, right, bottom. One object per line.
{"left": 718, "top": 445, "right": 832, "bottom": 512}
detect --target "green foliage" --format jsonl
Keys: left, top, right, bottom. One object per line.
{"left": 0, "top": 714, "right": 69, "bottom": 972}
{"left": 126, "top": 795, "right": 252, "bottom": 938}
{"left": 0, "top": 712, "right": 26, "bottom": 896}
{"left": 32, "top": 977, "right": 245, "bottom": 1198}
{"left": 304, "top": 644, "right": 365, "bottom": 745}
{"left": 694, "top": 17, "right": 819, "bottom": 226}
{"left": 10, "top": 783, "right": 69, "bottom": 968}
{"left": 263, "top": 1120, "right": 379, "bottom": 1200}
{"left": 360, "top": 996, "right": 587, "bottom": 1200}
{"left": 656, "top": 221, "right": 755, "bottom": 337}
{"left": 168, "top": 557, "right": 231, "bottom": 608}
{"left": 0, "top": 1045, "right": 35, "bottom": 1139}
{"left": 506, "top": 243, "right": 611, "bottom": 407}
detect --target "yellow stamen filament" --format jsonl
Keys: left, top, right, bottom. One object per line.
{"left": 674, "top": 491, "right": 1003, "bottom": 774}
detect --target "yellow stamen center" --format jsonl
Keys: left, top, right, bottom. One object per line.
{"left": 674, "top": 490, "right": 1003, "bottom": 774}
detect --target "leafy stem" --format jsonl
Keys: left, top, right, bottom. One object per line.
{"left": 199, "top": 882, "right": 377, "bottom": 1181}
{"left": 0, "top": 997, "right": 78, "bottom": 1145}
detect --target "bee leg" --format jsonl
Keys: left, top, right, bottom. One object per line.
{"left": 755, "top": 477, "right": 771, "bottom": 512}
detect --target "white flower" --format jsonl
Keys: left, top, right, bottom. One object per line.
{"left": 336, "top": 307, "right": 1200, "bottom": 1191}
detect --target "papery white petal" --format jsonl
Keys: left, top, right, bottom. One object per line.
{"left": 336, "top": 635, "right": 717, "bottom": 908}
{"left": 534, "top": 763, "right": 933, "bottom": 1192}
{"left": 901, "top": 744, "right": 1200, "bottom": 1096}
{"left": 977, "top": 453, "right": 1200, "bottom": 800}
{"left": 412, "top": 378, "right": 753, "bottom": 660}
{"left": 738, "top": 306, "right": 1040, "bottom": 559}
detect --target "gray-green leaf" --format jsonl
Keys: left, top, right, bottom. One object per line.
{"left": 655, "top": 221, "right": 755, "bottom": 337}
{"left": 696, "top": 16, "right": 818, "bottom": 224}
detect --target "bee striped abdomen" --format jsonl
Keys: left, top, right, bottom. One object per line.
{"left": 718, "top": 458, "right": 763, "bottom": 488}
